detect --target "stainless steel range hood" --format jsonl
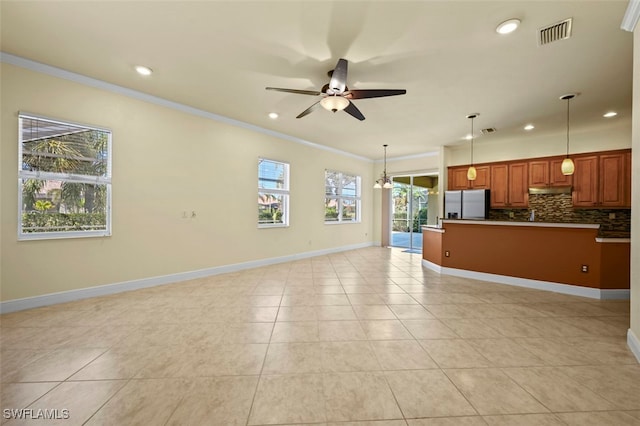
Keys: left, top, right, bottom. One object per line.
{"left": 528, "top": 186, "right": 572, "bottom": 195}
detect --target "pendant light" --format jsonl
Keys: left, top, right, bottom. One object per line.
{"left": 374, "top": 144, "right": 393, "bottom": 189}
{"left": 560, "top": 94, "right": 576, "bottom": 175}
{"left": 466, "top": 113, "right": 479, "bottom": 181}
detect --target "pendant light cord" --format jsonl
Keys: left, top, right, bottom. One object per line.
{"left": 470, "top": 117, "right": 474, "bottom": 166}
{"left": 383, "top": 144, "right": 388, "bottom": 182}
{"left": 566, "top": 97, "right": 570, "bottom": 158}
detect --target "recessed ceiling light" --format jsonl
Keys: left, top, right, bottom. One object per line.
{"left": 464, "top": 134, "right": 473, "bottom": 140}
{"left": 524, "top": 124, "right": 535, "bottom": 131}
{"left": 268, "top": 112, "right": 279, "bottom": 119}
{"left": 603, "top": 111, "right": 617, "bottom": 118}
{"left": 135, "top": 65, "right": 153, "bottom": 76}
{"left": 496, "top": 19, "right": 521, "bottom": 34}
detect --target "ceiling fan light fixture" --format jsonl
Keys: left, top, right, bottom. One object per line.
{"left": 496, "top": 18, "right": 521, "bottom": 34}
{"left": 320, "top": 95, "right": 349, "bottom": 112}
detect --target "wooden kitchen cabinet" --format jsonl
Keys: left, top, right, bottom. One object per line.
{"left": 448, "top": 167, "right": 471, "bottom": 190}
{"left": 573, "top": 151, "right": 629, "bottom": 208}
{"left": 624, "top": 151, "right": 632, "bottom": 207}
{"left": 599, "top": 153, "right": 626, "bottom": 207}
{"left": 448, "top": 149, "right": 629, "bottom": 209}
{"left": 528, "top": 161, "right": 549, "bottom": 187}
{"left": 550, "top": 158, "right": 573, "bottom": 186}
{"left": 471, "top": 165, "right": 491, "bottom": 189}
{"left": 447, "top": 165, "right": 490, "bottom": 190}
{"left": 529, "top": 158, "right": 573, "bottom": 187}
{"left": 572, "top": 155, "right": 599, "bottom": 207}
{"left": 490, "top": 162, "right": 528, "bottom": 208}
{"left": 508, "top": 162, "right": 529, "bottom": 207}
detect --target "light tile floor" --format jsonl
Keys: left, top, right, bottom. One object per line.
{"left": 1, "top": 247, "right": 639, "bottom": 425}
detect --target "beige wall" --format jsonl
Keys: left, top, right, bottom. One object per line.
{"left": 446, "top": 118, "right": 632, "bottom": 166}
{"left": 631, "top": 28, "right": 639, "bottom": 351}
{"left": 0, "top": 63, "right": 374, "bottom": 302}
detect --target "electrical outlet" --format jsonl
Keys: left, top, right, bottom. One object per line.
{"left": 581, "top": 265, "right": 589, "bottom": 273}
{"left": 509, "top": 212, "right": 515, "bottom": 219}
{"left": 445, "top": 250, "right": 450, "bottom": 257}
{"left": 609, "top": 212, "right": 616, "bottom": 219}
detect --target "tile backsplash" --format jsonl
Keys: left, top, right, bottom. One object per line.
{"left": 488, "top": 193, "right": 631, "bottom": 236}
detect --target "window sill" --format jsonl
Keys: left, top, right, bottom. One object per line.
{"left": 258, "top": 224, "right": 289, "bottom": 229}
{"left": 324, "top": 221, "right": 361, "bottom": 225}
{"left": 18, "top": 230, "right": 111, "bottom": 241}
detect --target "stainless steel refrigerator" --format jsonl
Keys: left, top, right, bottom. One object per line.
{"left": 444, "top": 189, "right": 490, "bottom": 220}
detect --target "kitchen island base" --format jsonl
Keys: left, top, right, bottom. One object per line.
{"left": 422, "top": 220, "right": 630, "bottom": 300}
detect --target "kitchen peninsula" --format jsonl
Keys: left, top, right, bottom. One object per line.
{"left": 422, "top": 220, "right": 630, "bottom": 299}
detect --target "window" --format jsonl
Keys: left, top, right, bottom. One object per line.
{"left": 258, "top": 158, "right": 289, "bottom": 227}
{"left": 325, "top": 170, "right": 361, "bottom": 223}
{"left": 18, "top": 113, "right": 112, "bottom": 240}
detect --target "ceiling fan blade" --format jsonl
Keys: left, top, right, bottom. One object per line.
{"left": 344, "top": 101, "right": 365, "bottom": 121}
{"left": 296, "top": 101, "right": 321, "bottom": 119}
{"left": 329, "top": 58, "right": 348, "bottom": 94}
{"left": 266, "top": 87, "right": 322, "bottom": 96}
{"left": 346, "top": 89, "right": 407, "bottom": 99}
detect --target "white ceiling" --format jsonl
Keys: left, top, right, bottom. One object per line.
{"left": 0, "top": 1, "right": 633, "bottom": 160}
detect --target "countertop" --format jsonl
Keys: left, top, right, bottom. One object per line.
{"left": 439, "top": 219, "right": 599, "bottom": 229}
{"left": 425, "top": 220, "right": 630, "bottom": 240}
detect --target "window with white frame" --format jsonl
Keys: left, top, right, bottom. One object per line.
{"left": 325, "top": 170, "right": 361, "bottom": 223}
{"left": 258, "top": 158, "right": 289, "bottom": 227}
{"left": 18, "top": 113, "right": 112, "bottom": 240}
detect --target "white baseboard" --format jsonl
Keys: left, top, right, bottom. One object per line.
{"left": 421, "top": 259, "right": 443, "bottom": 274}
{"left": 0, "top": 242, "right": 374, "bottom": 314}
{"left": 421, "top": 260, "right": 629, "bottom": 300}
{"left": 628, "top": 329, "right": 640, "bottom": 363}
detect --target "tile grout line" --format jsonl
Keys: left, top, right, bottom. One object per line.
{"left": 244, "top": 270, "right": 286, "bottom": 426}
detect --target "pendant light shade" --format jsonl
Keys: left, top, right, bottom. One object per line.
{"left": 466, "top": 113, "right": 479, "bottom": 181}
{"left": 561, "top": 157, "right": 575, "bottom": 175}
{"left": 467, "top": 166, "right": 477, "bottom": 180}
{"left": 374, "top": 144, "right": 392, "bottom": 189}
{"left": 560, "top": 94, "right": 576, "bottom": 176}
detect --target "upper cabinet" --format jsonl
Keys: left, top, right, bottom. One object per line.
{"left": 448, "top": 167, "right": 471, "bottom": 190}
{"left": 572, "top": 155, "right": 600, "bottom": 207}
{"left": 529, "top": 158, "right": 573, "bottom": 187}
{"left": 550, "top": 158, "right": 573, "bottom": 187}
{"left": 448, "top": 148, "right": 630, "bottom": 210}
{"left": 599, "top": 153, "right": 626, "bottom": 207}
{"left": 624, "top": 151, "right": 632, "bottom": 207}
{"left": 572, "top": 151, "right": 630, "bottom": 208}
{"left": 490, "top": 162, "right": 528, "bottom": 208}
{"left": 447, "top": 165, "right": 490, "bottom": 190}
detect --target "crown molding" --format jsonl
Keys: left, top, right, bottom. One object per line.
{"left": 621, "top": 0, "right": 640, "bottom": 32}
{"left": 0, "top": 52, "right": 373, "bottom": 163}
{"left": 374, "top": 150, "right": 439, "bottom": 163}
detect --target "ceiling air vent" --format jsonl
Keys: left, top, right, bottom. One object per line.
{"left": 538, "top": 18, "right": 572, "bottom": 46}
{"left": 481, "top": 127, "right": 496, "bottom": 135}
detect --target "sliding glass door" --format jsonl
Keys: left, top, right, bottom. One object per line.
{"left": 391, "top": 175, "right": 431, "bottom": 252}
